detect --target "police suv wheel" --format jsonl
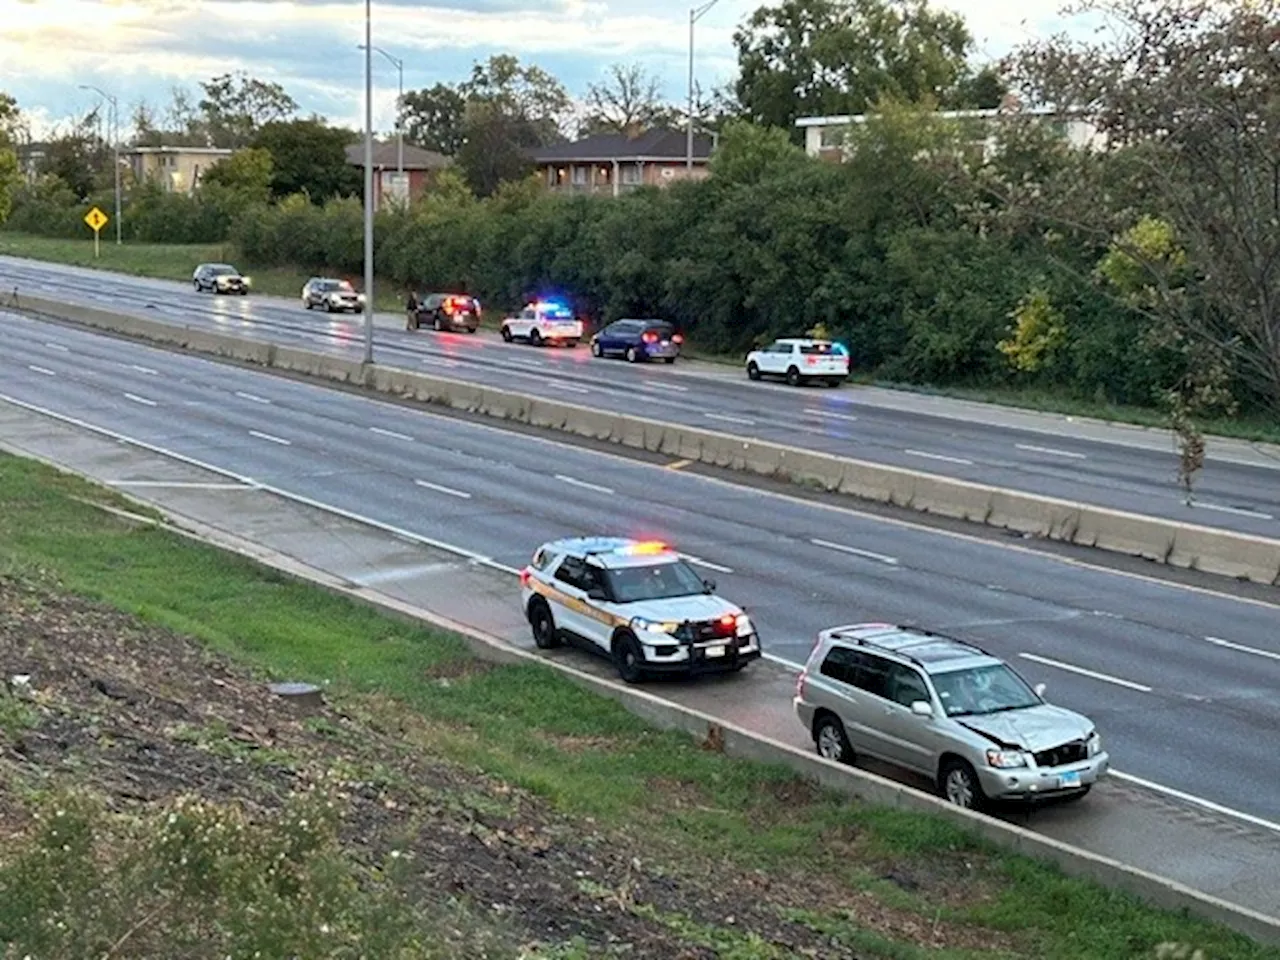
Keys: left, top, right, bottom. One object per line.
{"left": 501, "top": 325, "right": 513, "bottom": 342}
{"left": 529, "top": 600, "right": 560, "bottom": 649}
{"left": 786, "top": 366, "right": 802, "bottom": 386}
{"left": 530, "top": 329, "right": 543, "bottom": 346}
{"left": 613, "top": 633, "right": 645, "bottom": 684}
{"left": 434, "top": 314, "right": 444, "bottom": 332}
{"left": 747, "top": 361, "right": 761, "bottom": 381}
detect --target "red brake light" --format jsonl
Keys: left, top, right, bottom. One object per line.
{"left": 642, "top": 331, "right": 658, "bottom": 343}
{"left": 672, "top": 333, "right": 684, "bottom": 344}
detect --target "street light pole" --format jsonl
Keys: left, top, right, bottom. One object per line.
{"left": 80, "top": 84, "right": 122, "bottom": 244}
{"left": 360, "top": 44, "right": 404, "bottom": 178}
{"left": 687, "top": 0, "right": 722, "bottom": 171}
{"left": 362, "top": 0, "right": 375, "bottom": 365}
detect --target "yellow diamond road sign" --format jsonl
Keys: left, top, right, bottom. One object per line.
{"left": 84, "top": 207, "right": 108, "bottom": 232}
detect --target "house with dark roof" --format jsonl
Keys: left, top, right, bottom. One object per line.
{"left": 343, "top": 140, "right": 451, "bottom": 209}
{"left": 528, "top": 127, "right": 715, "bottom": 197}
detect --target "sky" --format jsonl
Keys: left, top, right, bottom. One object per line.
{"left": 0, "top": 0, "right": 1084, "bottom": 141}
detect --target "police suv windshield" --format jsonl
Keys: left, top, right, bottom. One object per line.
{"left": 605, "top": 560, "right": 706, "bottom": 603}
{"left": 932, "top": 663, "right": 1041, "bottom": 717}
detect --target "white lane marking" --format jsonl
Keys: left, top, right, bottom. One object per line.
{"left": 544, "top": 380, "right": 591, "bottom": 394}
{"left": 0, "top": 392, "right": 520, "bottom": 576}
{"left": 235, "top": 391, "right": 271, "bottom": 405}
{"left": 44, "top": 342, "right": 69, "bottom": 352}
{"left": 905, "top": 448, "right": 974, "bottom": 466}
{"left": 554, "top": 474, "right": 614, "bottom": 494}
{"left": 124, "top": 393, "right": 157, "bottom": 406}
{"left": 705, "top": 413, "right": 756, "bottom": 426}
{"left": 129, "top": 364, "right": 158, "bottom": 375}
{"left": 641, "top": 381, "right": 689, "bottom": 393}
{"left": 27, "top": 365, "right": 56, "bottom": 376}
{"left": 1205, "top": 635, "right": 1280, "bottom": 662}
{"left": 249, "top": 429, "right": 291, "bottom": 446}
{"left": 1109, "top": 771, "right": 1280, "bottom": 836}
{"left": 110, "top": 480, "right": 256, "bottom": 490}
{"left": 679, "top": 553, "right": 734, "bottom": 574}
{"left": 1016, "top": 443, "right": 1087, "bottom": 459}
{"left": 414, "top": 479, "right": 472, "bottom": 499}
{"left": 371, "top": 426, "right": 414, "bottom": 442}
{"left": 810, "top": 538, "right": 899, "bottom": 565}
{"left": 352, "top": 561, "right": 460, "bottom": 586}
{"left": 803, "top": 407, "right": 859, "bottom": 423}
{"left": 1018, "top": 653, "right": 1152, "bottom": 692}
{"left": 1195, "top": 502, "right": 1274, "bottom": 520}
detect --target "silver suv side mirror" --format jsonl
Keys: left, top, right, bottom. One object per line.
{"left": 1034, "top": 682, "right": 1047, "bottom": 698}
{"left": 910, "top": 700, "right": 933, "bottom": 718}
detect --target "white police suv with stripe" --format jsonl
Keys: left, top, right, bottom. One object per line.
{"left": 520, "top": 537, "right": 761, "bottom": 683}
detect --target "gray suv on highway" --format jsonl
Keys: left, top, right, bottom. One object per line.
{"left": 794, "top": 623, "right": 1109, "bottom": 810}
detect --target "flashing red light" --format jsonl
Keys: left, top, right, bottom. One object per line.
{"left": 672, "top": 333, "right": 684, "bottom": 344}
{"left": 625, "top": 540, "right": 670, "bottom": 555}
{"left": 642, "top": 331, "right": 658, "bottom": 344}
{"left": 519, "top": 567, "right": 531, "bottom": 586}
{"left": 806, "top": 356, "right": 819, "bottom": 365}
{"left": 719, "top": 614, "right": 737, "bottom": 628}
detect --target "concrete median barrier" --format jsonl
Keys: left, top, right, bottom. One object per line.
{"left": 11, "top": 294, "right": 1280, "bottom": 586}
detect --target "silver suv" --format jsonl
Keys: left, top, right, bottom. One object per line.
{"left": 794, "top": 623, "right": 1109, "bottom": 810}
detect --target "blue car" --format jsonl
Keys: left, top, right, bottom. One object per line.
{"left": 590, "top": 318, "right": 684, "bottom": 364}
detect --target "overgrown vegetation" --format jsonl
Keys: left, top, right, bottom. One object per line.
{"left": 1, "top": 452, "right": 1278, "bottom": 958}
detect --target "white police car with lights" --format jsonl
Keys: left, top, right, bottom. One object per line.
{"left": 520, "top": 537, "right": 761, "bottom": 683}
{"left": 500, "top": 299, "right": 583, "bottom": 347}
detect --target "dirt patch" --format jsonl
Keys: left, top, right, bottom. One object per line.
{"left": 0, "top": 575, "right": 1019, "bottom": 956}
{"left": 422, "top": 657, "right": 497, "bottom": 682}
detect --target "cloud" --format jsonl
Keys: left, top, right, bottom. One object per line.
{"left": 1, "top": 0, "right": 1083, "bottom": 137}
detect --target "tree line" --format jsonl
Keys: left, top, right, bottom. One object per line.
{"left": 1, "top": 0, "right": 1276, "bottom": 429}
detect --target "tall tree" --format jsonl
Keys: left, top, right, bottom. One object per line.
{"left": 580, "top": 63, "right": 677, "bottom": 136}
{"left": 399, "top": 83, "right": 466, "bottom": 155}
{"left": 1000, "top": 0, "right": 1280, "bottom": 413}
{"left": 733, "top": 0, "right": 978, "bottom": 134}
{"left": 198, "top": 72, "right": 298, "bottom": 148}
{"left": 0, "top": 92, "right": 20, "bottom": 146}
{"left": 0, "top": 93, "right": 18, "bottom": 225}
{"left": 200, "top": 146, "right": 274, "bottom": 204}
{"left": 453, "top": 55, "right": 572, "bottom": 196}
{"left": 251, "top": 119, "right": 359, "bottom": 202}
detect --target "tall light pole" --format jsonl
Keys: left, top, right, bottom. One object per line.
{"left": 359, "top": 44, "right": 404, "bottom": 178}
{"left": 687, "top": 0, "right": 722, "bottom": 171}
{"left": 362, "top": 0, "right": 375, "bottom": 364}
{"left": 80, "top": 84, "right": 122, "bottom": 244}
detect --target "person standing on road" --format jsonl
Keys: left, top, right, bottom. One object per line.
{"left": 405, "top": 287, "right": 419, "bottom": 329}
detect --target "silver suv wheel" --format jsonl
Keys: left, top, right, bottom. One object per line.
{"left": 941, "top": 760, "right": 983, "bottom": 809}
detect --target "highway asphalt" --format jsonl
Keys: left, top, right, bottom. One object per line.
{"left": 3, "top": 255, "right": 1279, "bottom": 539}
{"left": 3, "top": 308, "right": 1279, "bottom": 830}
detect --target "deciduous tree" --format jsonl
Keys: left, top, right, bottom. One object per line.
{"left": 580, "top": 64, "right": 677, "bottom": 135}
{"left": 251, "top": 119, "right": 359, "bottom": 202}
{"left": 198, "top": 72, "right": 298, "bottom": 148}
{"left": 399, "top": 83, "right": 466, "bottom": 155}
{"left": 733, "top": 0, "right": 982, "bottom": 135}
{"left": 1002, "top": 0, "right": 1280, "bottom": 413}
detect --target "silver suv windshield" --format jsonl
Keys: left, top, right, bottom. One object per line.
{"left": 932, "top": 663, "right": 1041, "bottom": 717}
{"left": 605, "top": 560, "right": 706, "bottom": 603}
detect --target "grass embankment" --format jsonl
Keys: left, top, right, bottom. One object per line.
{"left": 1, "top": 452, "right": 1273, "bottom": 959}
{"left": 5, "top": 230, "right": 1280, "bottom": 445}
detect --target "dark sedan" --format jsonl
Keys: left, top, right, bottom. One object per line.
{"left": 408, "top": 293, "right": 481, "bottom": 333}
{"left": 590, "top": 318, "right": 683, "bottom": 363}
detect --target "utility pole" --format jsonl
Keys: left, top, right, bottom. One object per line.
{"left": 687, "top": 0, "right": 722, "bottom": 171}
{"left": 80, "top": 84, "right": 122, "bottom": 244}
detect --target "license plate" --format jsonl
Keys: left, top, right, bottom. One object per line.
{"left": 1058, "top": 770, "right": 1081, "bottom": 788}
{"left": 704, "top": 645, "right": 726, "bottom": 658}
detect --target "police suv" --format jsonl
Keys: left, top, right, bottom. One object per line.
{"left": 500, "top": 300, "right": 583, "bottom": 347}
{"left": 520, "top": 537, "right": 761, "bottom": 683}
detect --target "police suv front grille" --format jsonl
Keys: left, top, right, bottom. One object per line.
{"left": 1034, "top": 740, "right": 1087, "bottom": 768}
